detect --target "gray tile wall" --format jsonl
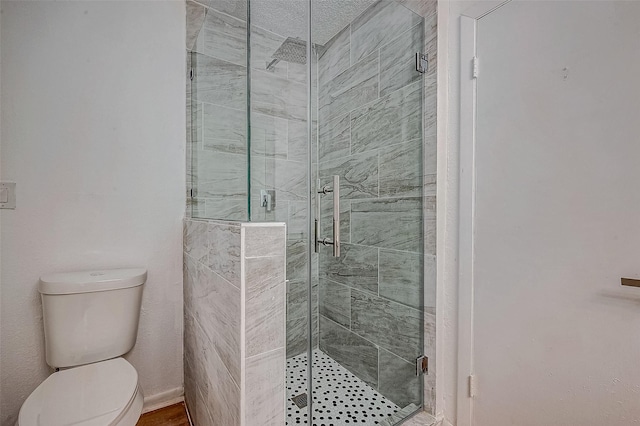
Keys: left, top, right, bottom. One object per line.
{"left": 184, "top": 219, "right": 286, "bottom": 426}
{"left": 315, "top": 0, "right": 438, "bottom": 413}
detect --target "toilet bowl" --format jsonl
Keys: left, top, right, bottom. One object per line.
{"left": 18, "top": 268, "right": 147, "bottom": 426}
{"left": 18, "top": 358, "right": 143, "bottom": 426}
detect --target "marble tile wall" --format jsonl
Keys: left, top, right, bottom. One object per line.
{"left": 184, "top": 219, "right": 286, "bottom": 426}
{"left": 315, "top": 0, "right": 438, "bottom": 414}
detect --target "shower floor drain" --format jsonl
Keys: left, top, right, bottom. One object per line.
{"left": 291, "top": 393, "right": 308, "bottom": 409}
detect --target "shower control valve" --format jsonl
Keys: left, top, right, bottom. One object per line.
{"left": 260, "top": 190, "right": 276, "bottom": 212}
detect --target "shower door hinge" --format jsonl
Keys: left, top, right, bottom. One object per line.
{"left": 189, "top": 68, "right": 194, "bottom": 80}
{"left": 469, "top": 375, "right": 478, "bottom": 397}
{"left": 416, "top": 355, "right": 428, "bottom": 376}
{"left": 416, "top": 52, "right": 429, "bottom": 73}
{"left": 472, "top": 56, "right": 479, "bottom": 79}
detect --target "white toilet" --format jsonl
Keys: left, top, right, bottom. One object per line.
{"left": 18, "top": 268, "right": 147, "bottom": 426}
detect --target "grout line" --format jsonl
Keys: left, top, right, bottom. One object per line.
{"left": 377, "top": 47, "right": 381, "bottom": 98}
{"left": 244, "top": 253, "right": 286, "bottom": 261}
{"left": 377, "top": 19, "right": 424, "bottom": 55}
{"left": 284, "top": 117, "right": 290, "bottom": 161}
{"left": 324, "top": 269, "right": 423, "bottom": 313}
{"left": 239, "top": 225, "right": 246, "bottom": 426}
{"left": 204, "top": 222, "right": 211, "bottom": 268}
{"left": 349, "top": 199, "right": 352, "bottom": 244}
{"left": 191, "top": 47, "right": 247, "bottom": 70}
{"left": 348, "top": 110, "right": 353, "bottom": 156}
{"left": 184, "top": 399, "right": 195, "bottom": 426}
{"left": 377, "top": 247, "right": 381, "bottom": 296}
{"left": 192, "top": 0, "right": 247, "bottom": 26}
{"left": 378, "top": 345, "right": 418, "bottom": 368}
{"left": 377, "top": 147, "right": 381, "bottom": 197}
{"left": 197, "top": 102, "right": 204, "bottom": 152}
{"left": 349, "top": 22, "right": 353, "bottom": 68}
{"left": 321, "top": 315, "right": 380, "bottom": 356}
{"left": 202, "top": 252, "right": 241, "bottom": 289}
{"left": 377, "top": 344, "right": 380, "bottom": 389}
{"left": 332, "top": 79, "right": 422, "bottom": 142}
{"left": 192, "top": 314, "right": 242, "bottom": 391}
{"left": 252, "top": 67, "right": 307, "bottom": 88}
{"left": 196, "top": 385, "right": 216, "bottom": 424}
{"left": 347, "top": 285, "right": 352, "bottom": 331}
{"left": 322, "top": 240, "right": 423, "bottom": 256}
{"left": 322, "top": 312, "right": 417, "bottom": 366}
{"left": 245, "top": 345, "right": 286, "bottom": 361}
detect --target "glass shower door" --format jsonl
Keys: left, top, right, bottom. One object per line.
{"left": 310, "top": 1, "right": 427, "bottom": 424}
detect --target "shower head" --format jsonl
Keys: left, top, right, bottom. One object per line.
{"left": 265, "top": 37, "right": 325, "bottom": 70}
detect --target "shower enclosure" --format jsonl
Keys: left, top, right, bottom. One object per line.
{"left": 187, "top": 0, "right": 437, "bottom": 423}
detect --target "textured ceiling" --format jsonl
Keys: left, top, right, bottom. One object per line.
{"left": 250, "top": 0, "right": 378, "bottom": 45}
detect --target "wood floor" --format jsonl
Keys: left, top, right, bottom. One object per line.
{"left": 136, "top": 402, "right": 190, "bottom": 426}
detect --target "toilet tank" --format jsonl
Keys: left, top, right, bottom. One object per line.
{"left": 38, "top": 268, "right": 147, "bottom": 368}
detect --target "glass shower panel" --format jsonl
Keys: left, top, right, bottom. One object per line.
{"left": 188, "top": 2, "right": 249, "bottom": 221}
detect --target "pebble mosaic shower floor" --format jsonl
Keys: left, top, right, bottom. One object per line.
{"left": 286, "top": 349, "right": 402, "bottom": 425}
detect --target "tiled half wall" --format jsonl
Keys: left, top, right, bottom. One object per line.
{"left": 183, "top": 219, "right": 286, "bottom": 426}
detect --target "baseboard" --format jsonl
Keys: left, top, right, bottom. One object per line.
{"left": 142, "top": 387, "right": 185, "bottom": 413}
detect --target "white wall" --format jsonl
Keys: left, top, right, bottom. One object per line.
{"left": 0, "top": 1, "right": 186, "bottom": 424}
{"left": 439, "top": 1, "right": 640, "bottom": 425}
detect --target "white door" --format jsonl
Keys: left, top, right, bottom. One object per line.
{"left": 472, "top": 2, "right": 640, "bottom": 425}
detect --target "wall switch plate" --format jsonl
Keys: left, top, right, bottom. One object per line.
{"left": 0, "top": 182, "right": 16, "bottom": 209}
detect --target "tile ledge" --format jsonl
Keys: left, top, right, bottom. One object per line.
{"left": 241, "top": 222, "right": 286, "bottom": 227}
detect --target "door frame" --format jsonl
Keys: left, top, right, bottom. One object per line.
{"left": 457, "top": 2, "right": 511, "bottom": 426}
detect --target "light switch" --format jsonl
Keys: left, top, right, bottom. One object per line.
{"left": 0, "top": 182, "right": 16, "bottom": 209}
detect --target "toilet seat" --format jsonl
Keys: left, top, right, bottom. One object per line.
{"left": 18, "top": 357, "right": 143, "bottom": 426}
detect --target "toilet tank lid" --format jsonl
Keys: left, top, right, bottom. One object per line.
{"left": 39, "top": 268, "right": 147, "bottom": 295}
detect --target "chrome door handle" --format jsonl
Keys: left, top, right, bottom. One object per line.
{"left": 332, "top": 175, "right": 340, "bottom": 257}
{"left": 314, "top": 175, "right": 340, "bottom": 257}
{"left": 315, "top": 178, "right": 321, "bottom": 253}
